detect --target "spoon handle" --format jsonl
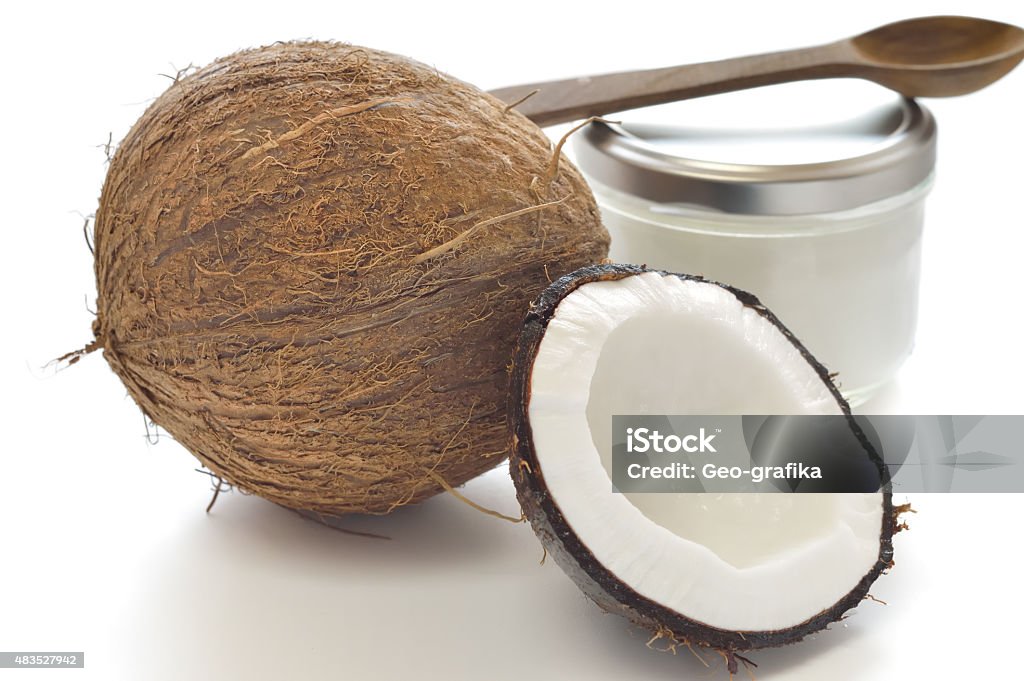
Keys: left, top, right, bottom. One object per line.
{"left": 489, "top": 42, "right": 855, "bottom": 126}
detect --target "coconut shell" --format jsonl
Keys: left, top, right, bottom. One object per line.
{"left": 508, "top": 265, "right": 897, "bottom": 660}
{"left": 91, "top": 42, "right": 609, "bottom": 515}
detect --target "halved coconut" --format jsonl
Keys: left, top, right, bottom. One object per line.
{"left": 509, "top": 264, "right": 897, "bottom": 667}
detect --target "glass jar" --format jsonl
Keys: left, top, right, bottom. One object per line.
{"left": 574, "top": 82, "right": 937, "bottom": 405}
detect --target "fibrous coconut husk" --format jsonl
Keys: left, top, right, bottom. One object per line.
{"left": 88, "top": 41, "right": 609, "bottom": 515}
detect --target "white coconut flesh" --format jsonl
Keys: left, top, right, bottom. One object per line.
{"left": 527, "top": 272, "right": 883, "bottom": 632}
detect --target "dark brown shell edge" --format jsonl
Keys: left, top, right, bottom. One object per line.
{"left": 508, "top": 263, "right": 896, "bottom": 654}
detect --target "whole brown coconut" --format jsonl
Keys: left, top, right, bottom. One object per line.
{"left": 89, "top": 41, "right": 609, "bottom": 515}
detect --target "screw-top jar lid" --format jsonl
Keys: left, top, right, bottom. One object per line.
{"left": 573, "top": 81, "right": 937, "bottom": 216}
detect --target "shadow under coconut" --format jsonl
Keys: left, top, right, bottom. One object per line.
{"left": 557, "top": 591, "right": 887, "bottom": 681}
{"left": 108, "top": 468, "right": 551, "bottom": 679}
{"left": 213, "top": 465, "right": 529, "bottom": 573}
{"left": 108, "top": 466, "right": 903, "bottom": 680}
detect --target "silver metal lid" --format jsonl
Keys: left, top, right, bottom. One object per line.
{"left": 574, "top": 82, "right": 937, "bottom": 216}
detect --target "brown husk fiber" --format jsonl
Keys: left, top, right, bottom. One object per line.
{"left": 90, "top": 41, "right": 609, "bottom": 515}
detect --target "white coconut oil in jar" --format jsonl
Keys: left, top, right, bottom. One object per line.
{"left": 574, "top": 82, "right": 936, "bottom": 405}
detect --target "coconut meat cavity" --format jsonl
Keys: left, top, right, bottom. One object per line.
{"left": 526, "top": 272, "right": 884, "bottom": 632}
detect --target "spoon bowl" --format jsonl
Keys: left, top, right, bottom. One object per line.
{"left": 851, "top": 16, "right": 1024, "bottom": 96}
{"left": 853, "top": 16, "right": 1024, "bottom": 66}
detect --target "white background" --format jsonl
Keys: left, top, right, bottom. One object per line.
{"left": 2, "top": 1, "right": 1022, "bottom": 679}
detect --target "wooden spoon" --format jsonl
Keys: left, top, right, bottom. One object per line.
{"left": 489, "top": 16, "right": 1024, "bottom": 126}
